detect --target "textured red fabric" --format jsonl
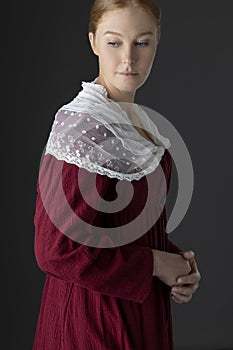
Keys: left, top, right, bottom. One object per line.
{"left": 32, "top": 149, "right": 181, "bottom": 350}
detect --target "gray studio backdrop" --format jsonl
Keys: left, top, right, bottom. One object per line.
{"left": 4, "top": 1, "right": 232, "bottom": 350}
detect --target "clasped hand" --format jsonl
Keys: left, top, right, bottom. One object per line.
{"left": 170, "top": 250, "right": 201, "bottom": 304}
{"left": 153, "top": 250, "right": 201, "bottom": 304}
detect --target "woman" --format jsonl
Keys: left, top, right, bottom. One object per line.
{"left": 33, "top": 1, "right": 200, "bottom": 349}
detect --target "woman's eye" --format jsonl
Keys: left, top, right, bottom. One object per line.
{"left": 136, "top": 42, "right": 149, "bottom": 47}
{"left": 107, "top": 42, "right": 149, "bottom": 48}
{"left": 107, "top": 42, "right": 120, "bottom": 47}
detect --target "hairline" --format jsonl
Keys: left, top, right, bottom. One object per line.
{"left": 103, "top": 30, "right": 154, "bottom": 38}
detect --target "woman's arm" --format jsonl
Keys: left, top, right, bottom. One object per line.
{"left": 34, "top": 153, "right": 154, "bottom": 304}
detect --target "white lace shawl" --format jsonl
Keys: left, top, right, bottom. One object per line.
{"left": 45, "top": 77, "right": 171, "bottom": 181}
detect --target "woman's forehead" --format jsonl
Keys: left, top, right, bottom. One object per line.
{"left": 96, "top": 8, "right": 157, "bottom": 36}
{"left": 99, "top": 6, "right": 156, "bottom": 25}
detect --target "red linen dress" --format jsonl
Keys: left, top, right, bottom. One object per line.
{"left": 32, "top": 147, "right": 181, "bottom": 350}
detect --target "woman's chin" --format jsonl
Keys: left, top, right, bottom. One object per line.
{"left": 116, "top": 74, "right": 142, "bottom": 87}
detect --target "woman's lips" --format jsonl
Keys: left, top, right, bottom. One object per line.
{"left": 119, "top": 72, "right": 138, "bottom": 76}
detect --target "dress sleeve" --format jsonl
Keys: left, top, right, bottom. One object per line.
{"left": 164, "top": 150, "right": 183, "bottom": 254}
{"left": 34, "top": 153, "right": 154, "bottom": 303}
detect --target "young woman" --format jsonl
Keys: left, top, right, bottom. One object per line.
{"left": 32, "top": 1, "right": 200, "bottom": 349}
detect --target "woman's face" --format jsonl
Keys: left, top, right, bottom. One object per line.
{"left": 89, "top": 6, "right": 158, "bottom": 102}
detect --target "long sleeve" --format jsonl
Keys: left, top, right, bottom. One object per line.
{"left": 164, "top": 150, "right": 182, "bottom": 254}
{"left": 34, "top": 153, "right": 154, "bottom": 303}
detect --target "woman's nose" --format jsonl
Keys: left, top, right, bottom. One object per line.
{"left": 122, "top": 57, "right": 135, "bottom": 65}
{"left": 122, "top": 46, "right": 136, "bottom": 64}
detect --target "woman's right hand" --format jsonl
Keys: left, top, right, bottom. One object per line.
{"left": 152, "top": 249, "right": 191, "bottom": 287}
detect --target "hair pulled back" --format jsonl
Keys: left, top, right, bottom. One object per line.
{"left": 89, "top": 0, "right": 161, "bottom": 43}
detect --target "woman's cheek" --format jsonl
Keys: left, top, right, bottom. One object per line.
{"left": 101, "top": 49, "right": 112, "bottom": 62}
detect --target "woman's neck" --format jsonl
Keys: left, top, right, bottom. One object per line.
{"left": 94, "top": 76, "right": 136, "bottom": 103}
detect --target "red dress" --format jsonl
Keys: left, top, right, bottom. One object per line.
{"left": 32, "top": 148, "right": 181, "bottom": 350}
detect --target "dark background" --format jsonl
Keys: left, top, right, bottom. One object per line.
{"left": 3, "top": 1, "right": 233, "bottom": 349}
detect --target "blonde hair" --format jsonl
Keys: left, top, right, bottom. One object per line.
{"left": 88, "top": 0, "right": 161, "bottom": 43}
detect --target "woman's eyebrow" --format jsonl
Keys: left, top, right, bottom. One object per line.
{"left": 104, "top": 30, "right": 154, "bottom": 37}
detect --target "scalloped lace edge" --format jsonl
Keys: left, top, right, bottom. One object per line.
{"left": 44, "top": 148, "right": 164, "bottom": 182}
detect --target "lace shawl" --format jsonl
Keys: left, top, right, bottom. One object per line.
{"left": 45, "top": 77, "right": 171, "bottom": 181}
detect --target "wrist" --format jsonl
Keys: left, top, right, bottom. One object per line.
{"left": 152, "top": 249, "right": 162, "bottom": 277}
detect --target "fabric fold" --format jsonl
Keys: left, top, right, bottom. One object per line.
{"left": 44, "top": 77, "right": 171, "bottom": 181}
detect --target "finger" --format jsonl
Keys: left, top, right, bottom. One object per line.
{"left": 188, "top": 257, "right": 199, "bottom": 273}
{"left": 171, "top": 291, "right": 192, "bottom": 304}
{"left": 171, "top": 292, "right": 191, "bottom": 304}
{"left": 183, "top": 256, "right": 201, "bottom": 281}
{"left": 177, "top": 272, "right": 201, "bottom": 285}
{"left": 170, "top": 291, "right": 182, "bottom": 304}
{"left": 171, "top": 285, "right": 195, "bottom": 297}
{"left": 190, "top": 259, "right": 201, "bottom": 281}
{"left": 182, "top": 250, "right": 195, "bottom": 261}
{"left": 171, "top": 294, "right": 183, "bottom": 304}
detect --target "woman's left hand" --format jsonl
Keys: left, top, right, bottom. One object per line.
{"left": 171, "top": 250, "right": 201, "bottom": 304}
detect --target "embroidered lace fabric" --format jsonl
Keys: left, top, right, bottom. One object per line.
{"left": 45, "top": 78, "right": 171, "bottom": 181}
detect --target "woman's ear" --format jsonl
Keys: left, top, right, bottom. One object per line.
{"left": 88, "top": 32, "right": 99, "bottom": 56}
